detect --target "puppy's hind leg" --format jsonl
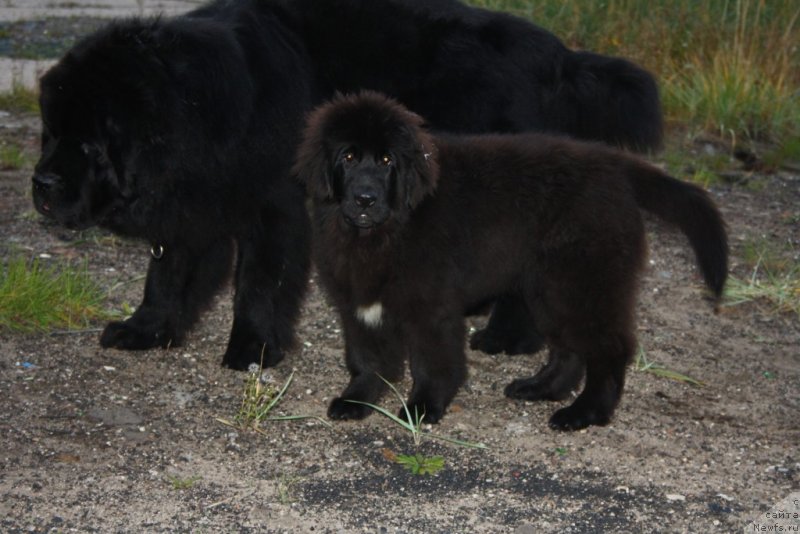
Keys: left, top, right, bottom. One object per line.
{"left": 548, "top": 331, "right": 635, "bottom": 431}
{"left": 469, "top": 294, "right": 546, "bottom": 355}
{"left": 504, "top": 349, "right": 584, "bottom": 402}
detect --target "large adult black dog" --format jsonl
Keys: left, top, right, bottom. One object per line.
{"left": 32, "top": 0, "right": 662, "bottom": 370}
{"left": 294, "top": 92, "right": 727, "bottom": 430}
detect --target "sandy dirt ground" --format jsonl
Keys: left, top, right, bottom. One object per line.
{"left": 0, "top": 3, "right": 799, "bottom": 533}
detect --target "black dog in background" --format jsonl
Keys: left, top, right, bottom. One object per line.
{"left": 295, "top": 92, "right": 727, "bottom": 430}
{"left": 32, "top": 0, "right": 662, "bottom": 370}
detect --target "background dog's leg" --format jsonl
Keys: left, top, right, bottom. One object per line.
{"left": 100, "top": 239, "right": 233, "bottom": 351}
{"left": 404, "top": 316, "right": 467, "bottom": 424}
{"left": 504, "top": 349, "right": 585, "bottom": 401}
{"left": 223, "top": 205, "right": 311, "bottom": 370}
{"left": 328, "top": 316, "right": 405, "bottom": 420}
{"left": 469, "top": 294, "right": 545, "bottom": 355}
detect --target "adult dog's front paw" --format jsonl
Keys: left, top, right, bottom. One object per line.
{"left": 221, "top": 340, "right": 284, "bottom": 371}
{"left": 328, "top": 397, "right": 374, "bottom": 420}
{"left": 100, "top": 320, "right": 174, "bottom": 350}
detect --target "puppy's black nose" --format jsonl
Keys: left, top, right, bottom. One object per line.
{"left": 355, "top": 192, "right": 377, "bottom": 208}
{"left": 32, "top": 172, "right": 60, "bottom": 191}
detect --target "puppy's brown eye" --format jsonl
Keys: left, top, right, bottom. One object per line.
{"left": 343, "top": 152, "right": 355, "bottom": 163}
{"left": 381, "top": 154, "right": 393, "bottom": 166}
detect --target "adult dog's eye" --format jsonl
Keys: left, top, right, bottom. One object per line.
{"left": 380, "top": 154, "right": 393, "bottom": 166}
{"left": 342, "top": 151, "right": 356, "bottom": 164}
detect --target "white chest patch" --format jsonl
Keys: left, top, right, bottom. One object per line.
{"left": 356, "top": 302, "right": 384, "bottom": 328}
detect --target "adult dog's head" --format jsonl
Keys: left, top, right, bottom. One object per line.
{"left": 32, "top": 18, "right": 253, "bottom": 232}
{"left": 294, "top": 91, "right": 439, "bottom": 232}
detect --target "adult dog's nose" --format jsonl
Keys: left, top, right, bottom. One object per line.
{"left": 354, "top": 192, "right": 377, "bottom": 208}
{"left": 32, "top": 172, "right": 60, "bottom": 192}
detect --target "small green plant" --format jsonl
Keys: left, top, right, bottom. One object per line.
{"left": 347, "top": 376, "right": 485, "bottom": 476}
{"left": 0, "top": 256, "right": 110, "bottom": 332}
{"left": 394, "top": 453, "right": 445, "bottom": 476}
{"left": 276, "top": 474, "right": 302, "bottom": 504}
{"left": 166, "top": 475, "right": 201, "bottom": 490}
{"left": 634, "top": 347, "right": 704, "bottom": 387}
{"left": 217, "top": 356, "right": 329, "bottom": 434}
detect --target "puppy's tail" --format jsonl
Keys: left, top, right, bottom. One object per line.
{"left": 628, "top": 161, "right": 728, "bottom": 302}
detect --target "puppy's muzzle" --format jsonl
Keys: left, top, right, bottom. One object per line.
{"left": 344, "top": 184, "right": 387, "bottom": 229}
{"left": 354, "top": 191, "right": 377, "bottom": 208}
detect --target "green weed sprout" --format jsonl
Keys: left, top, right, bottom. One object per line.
{"left": 634, "top": 347, "right": 704, "bottom": 387}
{"left": 344, "top": 374, "right": 485, "bottom": 475}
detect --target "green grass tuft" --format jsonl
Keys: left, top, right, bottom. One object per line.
{"left": 0, "top": 84, "right": 39, "bottom": 113}
{"left": 216, "top": 359, "right": 330, "bottom": 433}
{"left": 0, "top": 141, "right": 34, "bottom": 170}
{"left": 0, "top": 256, "right": 110, "bottom": 333}
{"left": 166, "top": 475, "right": 201, "bottom": 490}
{"left": 724, "top": 259, "right": 800, "bottom": 317}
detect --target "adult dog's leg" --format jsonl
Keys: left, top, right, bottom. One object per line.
{"left": 469, "top": 294, "right": 545, "bottom": 355}
{"left": 404, "top": 315, "right": 467, "bottom": 424}
{"left": 504, "top": 349, "right": 584, "bottom": 401}
{"left": 328, "top": 315, "right": 406, "bottom": 420}
{"left": 222, "top": 205, "right": 311, "bottom": 370}
{"left": 100, "top": 239, "right": 233, "bottom": 350}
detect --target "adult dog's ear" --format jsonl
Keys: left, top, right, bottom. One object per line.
{"left": 400, "top": 111, "right": 439, "bottom": 209}
{"left": 293, "top": 112, "right": 334, "bottom": 199}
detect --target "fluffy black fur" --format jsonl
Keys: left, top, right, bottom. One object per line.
{"left": 33, "top": 0, "right": 662, "bottom": 369}
{"left": 295, "top": 92, "right": 727, "bottom": 430}
{"left": 32, "top": 10, "right": 312, "bottom": 369}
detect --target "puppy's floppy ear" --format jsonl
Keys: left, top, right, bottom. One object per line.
{"left": 293, "top": 109, "right": 334, "bottom": 199}
{"left": 399, "top": 110, "right": 439, "bottom": 209}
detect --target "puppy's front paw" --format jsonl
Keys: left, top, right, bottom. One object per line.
{"left": 548, "top": 404, "right": 611, "bottom": 431}
{"left": 328, "top": 397, "right": 374, "bottom": 420}
{"left": 400, "top": 399, "right": 445, "bottom": 425}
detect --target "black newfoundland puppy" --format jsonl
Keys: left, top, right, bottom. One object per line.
{"left": 32, "top": 0, "right": 662, "bottom": 370}
{"left": 294, "top": 92, "right": 728, "bottom": 430}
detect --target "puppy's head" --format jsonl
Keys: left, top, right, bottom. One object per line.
{"left": 294, "top": 91, "right": 438, "bottom": 231}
